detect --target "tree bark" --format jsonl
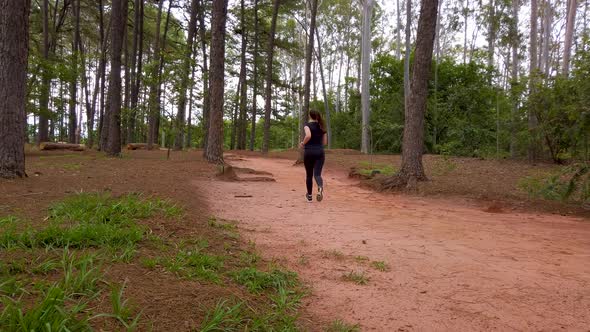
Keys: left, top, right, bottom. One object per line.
{"left": 249, "top": 0, "right": 259, "bottom": 151}
{"left": 197, "top": 0, "right": 210, "bottom": 151}
{"left": 105, "top": 0, "right": 127, "bottom": 156}
{"left": 509, "top": 0, "right": 519, "bottom": 158}
{"left": 0, "top": 0, "right": 30, "bottom": 178}
{"left": 186, "top": 51, "right": 197, "bottom": 148}
{"left": 98, "top": 0, "right": 109, "bottom": 151}
{"left": 205, "top": 0, "right": 228, "bottom": 164}
{"left": 396, "top": 0, "right": 402, "bottom": 60}
{"left": 174, "top": 0, "right": 199, "bottom": 150}
{"left": 38, "top": 0, "right": 51, "bottom": 144}
{"left": 155, "top": 1, "right": 173, "bottom": 144}
{"left": 528, "top": 0, "right": 539, "bottom": 163}
{"left": 68, "top": 0, "right": 80, "bottom": 144}
{"left": 361, "top": 0, "right": 374, "bottom": 154}
{"left": 128, "top": 0, "right": 144, "bottom": 144}
{"left": 404, "top": 0, "right": 411, "bottom": 117}
{"left": 316, "top": 29, "right": 332, "bottom": 149}
{"left": 262, "top": 0, "right": 280, "bottom": 154}
{"left": 541, "top": 0, "right": 552, "bottom": 76}
{"left": 487, "top": 0, "right": 496, "bottom": 70}
{"left": 302, "top": 0, "right": 318, "bottom": 141}
{"left": 562, "top": 0, "right": 577, "bottom": 76}
{"left": 147, "top": 0, "right": 164, "bottom": 149}
{"left": 382, "top": 0, "right": 439, "bottom": 189}
{"left": 237, "top": 0, "right": 248, "bottom": 150}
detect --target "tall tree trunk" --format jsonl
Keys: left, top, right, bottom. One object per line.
{"left": 230, "top": 81, "right": 241, "bottom": 150}
{"left": 79, "top": 37, "right": 94, "bottom": 147}
{"left": 98, "top": 0, "right": 110, "bottom": 151}
{"left": 128, "top": 0, "right": 143, "bottom": 144}
{"left": 335, "top": 39, "right": 344, "bottom": 113}
{"left": 434, "top": 0, "right": 443, "bottom": 148}
{"left": 262, "top": 0, "right": 280, "bottom": 154}
{"left": 204, "top": 0, "right": 228, "bottom": 163}
{"left": 404, "top": 0, "right": 411, "bottom": 120}
{"left": 382, "top": 0, "right": 439, "bottom": 189}
{"left": 147, "top": 0, "right": 164, "bottom": 149}
{"left": 186, "top": 55, "right": 196, "bottom": 148}
{"left": 155, "top": 1, "right": 172, "bottom": 144}
{"left": 174, "top": 0, "right": 198, "bottom": 150}
{"left": 361, "top": 0, "right": 374, "bottom": 154}
{"left": 249, "top": 0, "right": 259, "bottom": 151}
{"left": 68, "top": 0, "right": 80, "bottom": 144}
{"left": 528, "top": 0, "right": 539, "bottom": 163}
{"left": 122, "top": 9, "right": 130, "bottom": 145}
{"left": 487, "top": 0, "right": 496, "bottom": 70}
{"left": 105, "top": 0, "right": 127, "bottom": 156}
{"left": 562, "top": 0, "right": 577, "bottom": 76}
{"left": 0, "top": 0, "right": 30, "bottom": 178}
{"left": 38, "top": 0, "right": 51, "bottom": 144}
{"left": 237, "top": 0, "right": 248, "bottom": 150}
{"left": 463, "top": 0, "right": 469, "bottom": 64}
{"left": 541, "top": 0, "right": 552, "bottom": 76}
{"left": 197, "top": 0, "right": 210, "bottom": 151}
{"left": 396, "top": 0, "right": 402, "bottom": 60}
{"left": 509, "top": 0, "right": 519, "bottom": 158}
{"left": 316, "top": 29, "right": 332, "bottom": 149}
{"left": 302, "top": 0, "right": 318, "bottom": 139}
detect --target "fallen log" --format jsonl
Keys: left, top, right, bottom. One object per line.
{"left": 127, "top": 143, "right": 160, "bottom": 150}
{"left": 39, "top": 142, "right": 85, "bottom": 151}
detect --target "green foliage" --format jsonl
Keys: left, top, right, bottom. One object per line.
{"left": 200, "top": 300, "right": 244, "bottom": 332}
{"left": 370, "top": 261, "right": 390, "bottom": 272}
{"left": 0, "top": 284, "right": 91, "bottom": 332}
{"left": 325, "top": 319, "right": 361, "bottom": 332}
{"left": 0, "top": 193, "right": 181, "bottom": 250}
{"left": 357, "top": 161, "right": 397, "bottom": 177}
{"left": 518, "top": 163, "right": 590, "bottom": 204}
{"left": 341, "top": 271, "right": 369, "bottom": 285}
{"left": 231, "top": 267, "right": 298, "bottom": 294}
{"left": 159, "top": 249, "right": 225, "bottom": 283}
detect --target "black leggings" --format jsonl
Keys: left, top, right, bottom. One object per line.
{"left": 304, "top": 148, "right": 325, "bottom": 195}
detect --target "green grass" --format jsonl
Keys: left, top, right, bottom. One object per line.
{"left": 354, "top": 255, "right": 370, "bottom": 262}
{"left": 0, "top": 193, "right": 181, "bottom": 251}
{"left": 342, "top": 271, "right": 369, "bottom": 285}
{"left": 105, "top": 282, "right": 142, "bottom": 330}
{"left": 208, "top": 217, "right": 237, "bottom": 230}
{"left": 199, "top": 300, "right": 243, "bottom": 332}
{"left": 159, "top": 249, "right": 225, "bottom": 283}
{"left": 62, "top": 163, "right": 82, "bottom": 170}
{"left": 0, "top": 284, "right": 92, "bottom": 331}
{"left": 431, "top": 156, "right": 458, "bottom": 176}
{"left": 238, "top": 251, "right": 260, "bottom": 266}
{"left": 232, "top": 267, "right": 298, "bottom": 294}
{"left": 325, "top": 319, "right": 361, "bottom": 332}
{"left": 358, "top": 161, "right": 397, "bottom": 177}
{"left": 370, "top": 260, "right": 391, "bottom": 272}
{"left": 322, "top": 249, "right": 345, "bottom": 260}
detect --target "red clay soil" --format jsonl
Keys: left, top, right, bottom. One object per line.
{"left": 201, "top": 155, "right": 590, "bottom": 331}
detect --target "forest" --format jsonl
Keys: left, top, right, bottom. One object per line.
{"left": 1, "top": 0, "right": 590, "bottom": 330}
{"left": 0, "top": 0, "right": 588, "bottom": 169}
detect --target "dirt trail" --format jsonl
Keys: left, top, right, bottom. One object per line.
{"left": 198, "top": 155, "right": 590, "bottom": 331}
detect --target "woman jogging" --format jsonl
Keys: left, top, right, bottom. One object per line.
{"left": 299, "top": 110, "right": 327, "bottom": 202}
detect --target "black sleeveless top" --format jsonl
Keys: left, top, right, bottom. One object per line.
{"left": 305, "top": 122, "right": 325, "bottom": 149}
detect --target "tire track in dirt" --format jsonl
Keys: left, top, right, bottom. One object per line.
{"left": 196, "top": 156, "right": 590, "bottom": 331}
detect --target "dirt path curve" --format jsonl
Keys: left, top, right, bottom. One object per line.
{"left": 197, "top": 156, "right": 590, "bottom": 331}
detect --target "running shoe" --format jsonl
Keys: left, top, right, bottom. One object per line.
{"left": 317, "top": 187, "right": 324, "bottom": 202}
{"left": 306, "top": 193, "right": 313, "bottom": 203}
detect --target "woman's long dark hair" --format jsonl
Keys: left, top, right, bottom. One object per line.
{"left": 309, "top": 110, "right": 326, "bottom": 133}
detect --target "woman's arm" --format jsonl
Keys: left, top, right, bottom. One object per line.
{"left": 299, "top": 126, "right": 312, "bottom": 148}
{"left": 322, "top": 133, "right": 328, "bottom": 146}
